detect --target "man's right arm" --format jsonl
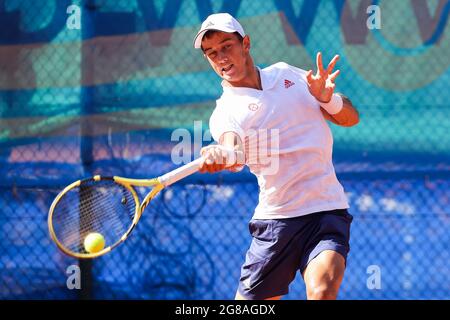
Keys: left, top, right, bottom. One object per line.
{"left": 199, "top": 131, "right": 244, "bottom": 173}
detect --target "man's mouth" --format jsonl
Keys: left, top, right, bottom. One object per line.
{"left": 221, "top": 64, "right": 233, "bottom": 73}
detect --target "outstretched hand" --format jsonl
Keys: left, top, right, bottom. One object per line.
{"left": 306, "top": 52, "right": 340, "bottom": 103}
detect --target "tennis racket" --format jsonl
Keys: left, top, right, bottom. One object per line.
{"left": 48, "top": 157, "right": 205, "bottom": 259}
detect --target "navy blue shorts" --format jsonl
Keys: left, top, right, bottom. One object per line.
{"left": 237, "top": 209, "right": 353, "bottom": 300}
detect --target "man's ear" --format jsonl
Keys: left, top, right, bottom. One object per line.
{"left": 243, "top": 35, "right": 251, "bottom": 53}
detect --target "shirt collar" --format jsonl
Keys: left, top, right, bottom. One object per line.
{"left": 221, "top": 66, "right": 268, "bottom": 95}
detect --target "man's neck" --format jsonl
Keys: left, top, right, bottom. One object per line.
{"left": 223, "top": 59, "right": 262, "bottom": 90}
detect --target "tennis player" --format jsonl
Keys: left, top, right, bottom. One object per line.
{"left": 194, "top": 13, "right": 359, "bottom": 300}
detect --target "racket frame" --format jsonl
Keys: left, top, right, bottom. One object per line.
{"left": 48, "top": 156, "right": 224, "bottom": 258}
{"left": 48, "top": 175, "right": 163, "bottom": 259}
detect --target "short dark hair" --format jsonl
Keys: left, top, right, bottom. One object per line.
{"left": 201, "top": 31, "right": 244, "bottom": 51}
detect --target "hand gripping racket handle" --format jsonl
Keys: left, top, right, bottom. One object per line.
{"left": 157, "top": 146, "right": 240, "bottom": 187}
{"left": 158, "top": 157, "right": 203, "bottom": 187}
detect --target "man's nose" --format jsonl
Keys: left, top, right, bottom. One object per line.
{"left": 217, "top": 50, "right": 228, "bottom": 63}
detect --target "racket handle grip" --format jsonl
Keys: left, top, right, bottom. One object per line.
{"left": 158, "top": 157, "right": 203, "bottom": 187}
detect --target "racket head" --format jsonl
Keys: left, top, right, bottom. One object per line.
{"left": 48, "top": 175, "right": 159, "bottom": 259}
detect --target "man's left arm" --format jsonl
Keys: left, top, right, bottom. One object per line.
{"left": 320, "top": 93, "right": 359, "bottom": 127}
{"left": 306, "top": 52, "right": 359, "bottom": 128}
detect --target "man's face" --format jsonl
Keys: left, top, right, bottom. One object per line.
{"left": 201, "top": 31, "right": 249, "bottom": 83}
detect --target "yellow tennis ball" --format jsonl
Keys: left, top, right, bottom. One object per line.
{"left": 84, "top": 232, "right": 105, "bottom": 253}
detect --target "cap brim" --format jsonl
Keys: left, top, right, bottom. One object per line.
{"left": 193, "top": 29, "right": 208, "bottom": 49}
{"left": 193, "top": 27, "right": 239, "bottom": 49}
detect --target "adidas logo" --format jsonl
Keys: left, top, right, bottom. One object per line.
{"left": 205, "top": 21, "right": 214, "bottom": 28}
{"left": 284, "top": 79, "right": 295, "bottom": 88}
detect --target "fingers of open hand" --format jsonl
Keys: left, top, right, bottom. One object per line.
{"left": 316, "top": 52, "right": 325, "bottom": 76}
{"left": 326, "top": 54, "right": 340, "bottom": 75}
{"left": 306, "top": 69, "right": 314, "bottom": 83}
{"left": 329, "top": 69, "right": 340, "bottom": 83}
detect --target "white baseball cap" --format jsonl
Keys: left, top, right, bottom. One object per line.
{"left": 193, "top": 13, "right": 245, "bottom": 49}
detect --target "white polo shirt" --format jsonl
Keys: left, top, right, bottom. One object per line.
{"left": 209, "top": 62, "right": 349, "bottom": 219}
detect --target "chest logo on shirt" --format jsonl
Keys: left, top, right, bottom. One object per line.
{"left": 248, "top": 103, "right": 260, "bottom": 111}
{"left": 284, "top": 79, "right": 295, "bottom": 88}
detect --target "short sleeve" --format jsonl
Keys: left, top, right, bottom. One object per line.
{"left": 286, "top": 63, "right": 307, "bottom": 79}
{"left": 284, "top": 63, "right": 321, "bottom": 109}
{"left": 209, "top": 104, "right": 245, "bottom": 144}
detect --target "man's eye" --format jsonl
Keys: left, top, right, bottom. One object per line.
{"left": 208, "top": 52, "right": 217, "bottom": 59}
{"left": 224, "top": 45, "right": 231, "bottom": 50}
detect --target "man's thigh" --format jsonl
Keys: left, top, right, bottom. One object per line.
{"left": 302, "top": 250, "right": 346, "bottom": 299}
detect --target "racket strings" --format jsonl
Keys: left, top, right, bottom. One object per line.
{"left": 55, "top": 186, "right": 129, "bottom": 230}
{"left": 60, "top": 186, "right": 132, "bottom": 229}
{"left": 51, "top": 180, "right": 136, "bottom": 254}
{"left": 57, "top": 186, "right": 135, "bottom": 252}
